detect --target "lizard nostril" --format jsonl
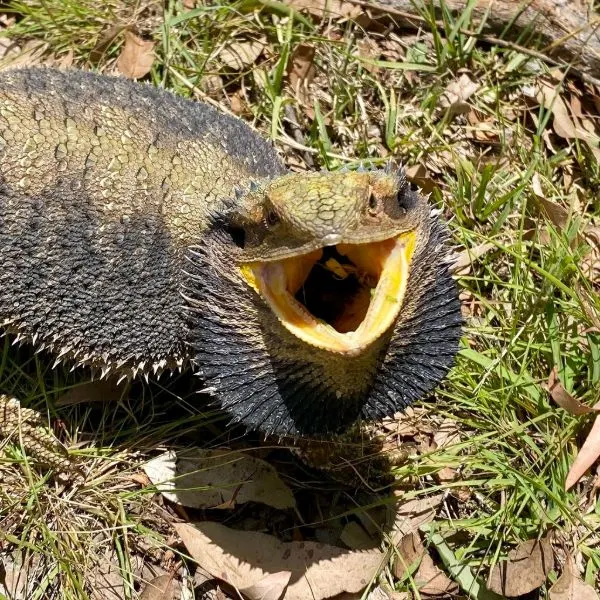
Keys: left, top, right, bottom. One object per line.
{"left": 367, "top": 193, "right": 378, "bottom": 216}
{"left": 265, "top": 209, "right": 279, "bottom": 227}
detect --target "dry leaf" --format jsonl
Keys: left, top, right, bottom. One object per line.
{"left": 549, "top": 558, "right": 599, "bottom": 600}
{"left": 340, "top": 521, "right": 375, "bottom": 550}
{"left": 532, "top": 173, "right": 572, "bottom": 231}
{"left": 219, "top": 38, "right": 266, "bottom": 70}
{"left": 139, "top": 574, "right": 175, "bottom": 600}
{"left": 392, "top": 532, "right": 425, "bottom": 580}
{"left": 435, "top": 466, "right": 457, "bottom": 483}
{"left": 199, "top": 74, "right": 224, "bottom": 95}
{"left": 547, "top": 367, "right": 597, "bottom": 415}
{"left": 467, "top": 110, "right": 500, "bottom": 142}
{"left": 432, "top": 418, "right": 462, "bottom": 448}
{"left": 240, "top": 571, "right": 292, "bottom": 600}
{"left": 566, "top": 412, "right": 600, "bottom": 490}
{"left": 404, "top": 163, "right": 435, "bottom": 195}
{"left": 116, "top": 31, "right": 154, "bottom": 79}
{"left": 440, "top": 73, "right": 479, "bottom": 116}
{"left": 144, "top": 449, "right": 296, "bottom": 510}
{"left": 414, "top": 552, "right": 458, "bottom": 596}
{"left": 0, "top": 40, "right": 48, "bottom": 71}
{"left": 90, "top": 25, "right": 125, "bottom": 64}
{"left": 335, "top": 590, "right": 410, "bottom": 600}
{"left": 56, "top": 379, "right": 127, "bottom": 406}
{"left": 486, "top": 536, "right": 554, "bottom": 597}
{"left": 288, "top": 43, "right": 316, "bottom": 91}
{"left": 451, "top": 242, "right": 495, "bottom": 274}
{"left": 89, "top": 555, "right": 127, "bottom": 600}
{"left": 582, "top": 226, "right": 600, "bottom": 284}
{"left": 0, "top": 554, "right": 38, "bottom": 599}
{"left": 175, "top": 521, "right": 385, "bottom": 600}
{"left": 390, "top": 494, "right": 444, "bottom": 544}
{"left": 536, "top": 83, "right": 577, "bottom": 139}
{"left": 536, "top": 82, "right": 600, "bottom": 162}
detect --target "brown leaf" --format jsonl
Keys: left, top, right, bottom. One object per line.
{"left": 144, "top": 449, "right": 296, "bottom": 510}
{"left": 547, "top": 367, "right": 597, "bottom": 415}
{"left": 340, "top": 521, "right": 375, "bottom": 550}
{"left": 566, "top": 412, "right": 600, "bottom": 490}
{"left": 56, "top": 379, "right": 127, "bottom": 407}
{"left": 577, "top": 284, "right": 600, "bottom": 329}
{"left": 451, "top": 242, "right": 495, "bottom": 274}
{"left": 531, "top": 172, "right": 580, "bottom": 233}
{"left": 392, "top": 532, "right": 425, "bottom": 580}
{"left": 288, "top": 43, "right": 316, "bottom": 91}
{"left": 356, "top": 38, "right": 381, "bottom": 74}
{"left": 219, "top": 38, "right": 266, "bottom": 70}
{"left": 536, "top": 83, "right": 578, "bottom": 139}
{"left": 0, "top": 40, "right": 48, "bottom": 71}
{"left": 582, "top": 226, "right": 600, "bottom": 284}
{"left": 467, "top": 110, "right": 500, "bottom": 142}
{"left": 435, "top": 467, "right": 457, "bottom": 483}
{"left": 240, "top": 572, "right": 292, "bottom": 600}
{"left": 487, "top": 537, "right": 554, "bottom": 597}
{"left": 116, "top": 31, "right": 154, "bottom": 79}
{"left": 390, "top": 494, "right": 444, "bottom": 544}
{"left": 89, "top": 555, "right": 127, "bottom": 600}
{"left": 440, "top": 73, "right": 479, "bottom": 116}
{"left": 414, "top": 552, "right": 458, "bottom": 596}
{"left": 549, "top": 558, "right": 599, "bottom": 600}
{"left": 432, "top": 418, "right": 462, "bottom": 448}
{"left": 90, "top": 25, "right": 125, "bottom": 64}
{"left": 536, "top": 83, "right": 600, "bottom": 162}
{"left": 404, "top": 163, "right": 435, "bottom": 195}
{"left": 0, "top": 553, "right": 38, "bottom": 599}
{"left": 175, "top": 521, "right": 385, "bottom": 600}
{"left": 139, "top": 574, "right": 175, "bottom": 600}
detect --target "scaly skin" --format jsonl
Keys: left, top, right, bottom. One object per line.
{"left": 0, "top": 67, "right": 462, "bottom": 438}
{"left": 0, "top": 67, "right": 284, "bottom": 376}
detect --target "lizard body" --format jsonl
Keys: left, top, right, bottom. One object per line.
{"left": 0, "top": 67, "right": 461, "bottom": 437}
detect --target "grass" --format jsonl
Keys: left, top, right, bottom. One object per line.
{"left": 0, "top": 0, "right": 599, "bottom": 598}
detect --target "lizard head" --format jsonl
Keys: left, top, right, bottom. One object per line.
{"left": 184, "top": 165, "right": 462, "bottom": 436}
{"left": 231, "top": 168, "right": 424, "bottom": 356}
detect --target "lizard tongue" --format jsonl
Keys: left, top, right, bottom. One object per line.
{"left": 244, "top": 231, "right": 417, "bottom": 356}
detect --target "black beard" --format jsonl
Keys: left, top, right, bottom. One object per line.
{"left": 183, "top": 216, "right": 462, "bottom": 437}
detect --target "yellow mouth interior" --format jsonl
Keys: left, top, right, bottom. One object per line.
{"left": 241, "top": 231, "right": 416, "bottom": 354}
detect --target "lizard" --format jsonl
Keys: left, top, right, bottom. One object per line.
{"left": 0, "top": 67, "right": 462, "bottom": 453}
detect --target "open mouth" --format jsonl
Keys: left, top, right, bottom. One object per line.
{"left": 240, "top": 232, "right": 416, "bottom": 355}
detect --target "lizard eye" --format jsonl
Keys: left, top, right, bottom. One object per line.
{"left": 397, "top": 188, "right": 413, "bottom": 214}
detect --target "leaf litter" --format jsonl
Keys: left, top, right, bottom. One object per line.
{"left": 544, "top": 366, "right": 600, "bottom": 490}
{"left": 143, "top": 449, "right": 296, "bottom": 510}
{"left": 116, "top": 30, "right": 155, "bottom": 79}
{"left": 486, "top": 536, "right": 554, "bottom": 597}
{"left": 549, "top": 557, "right": 599, "bottom": 600}
{"left": 547, "top": 367, "right": 599, "bottom": 416}
{"left": 175, "top": 521, "right": 385, "bottom": 600}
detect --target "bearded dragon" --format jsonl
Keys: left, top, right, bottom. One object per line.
{"left": 0, "top": 67, "right": 461, "bottom": 441}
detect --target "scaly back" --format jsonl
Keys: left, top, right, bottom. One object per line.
{"left": 0, "top": 68, "right": 285, "bottom": 376}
